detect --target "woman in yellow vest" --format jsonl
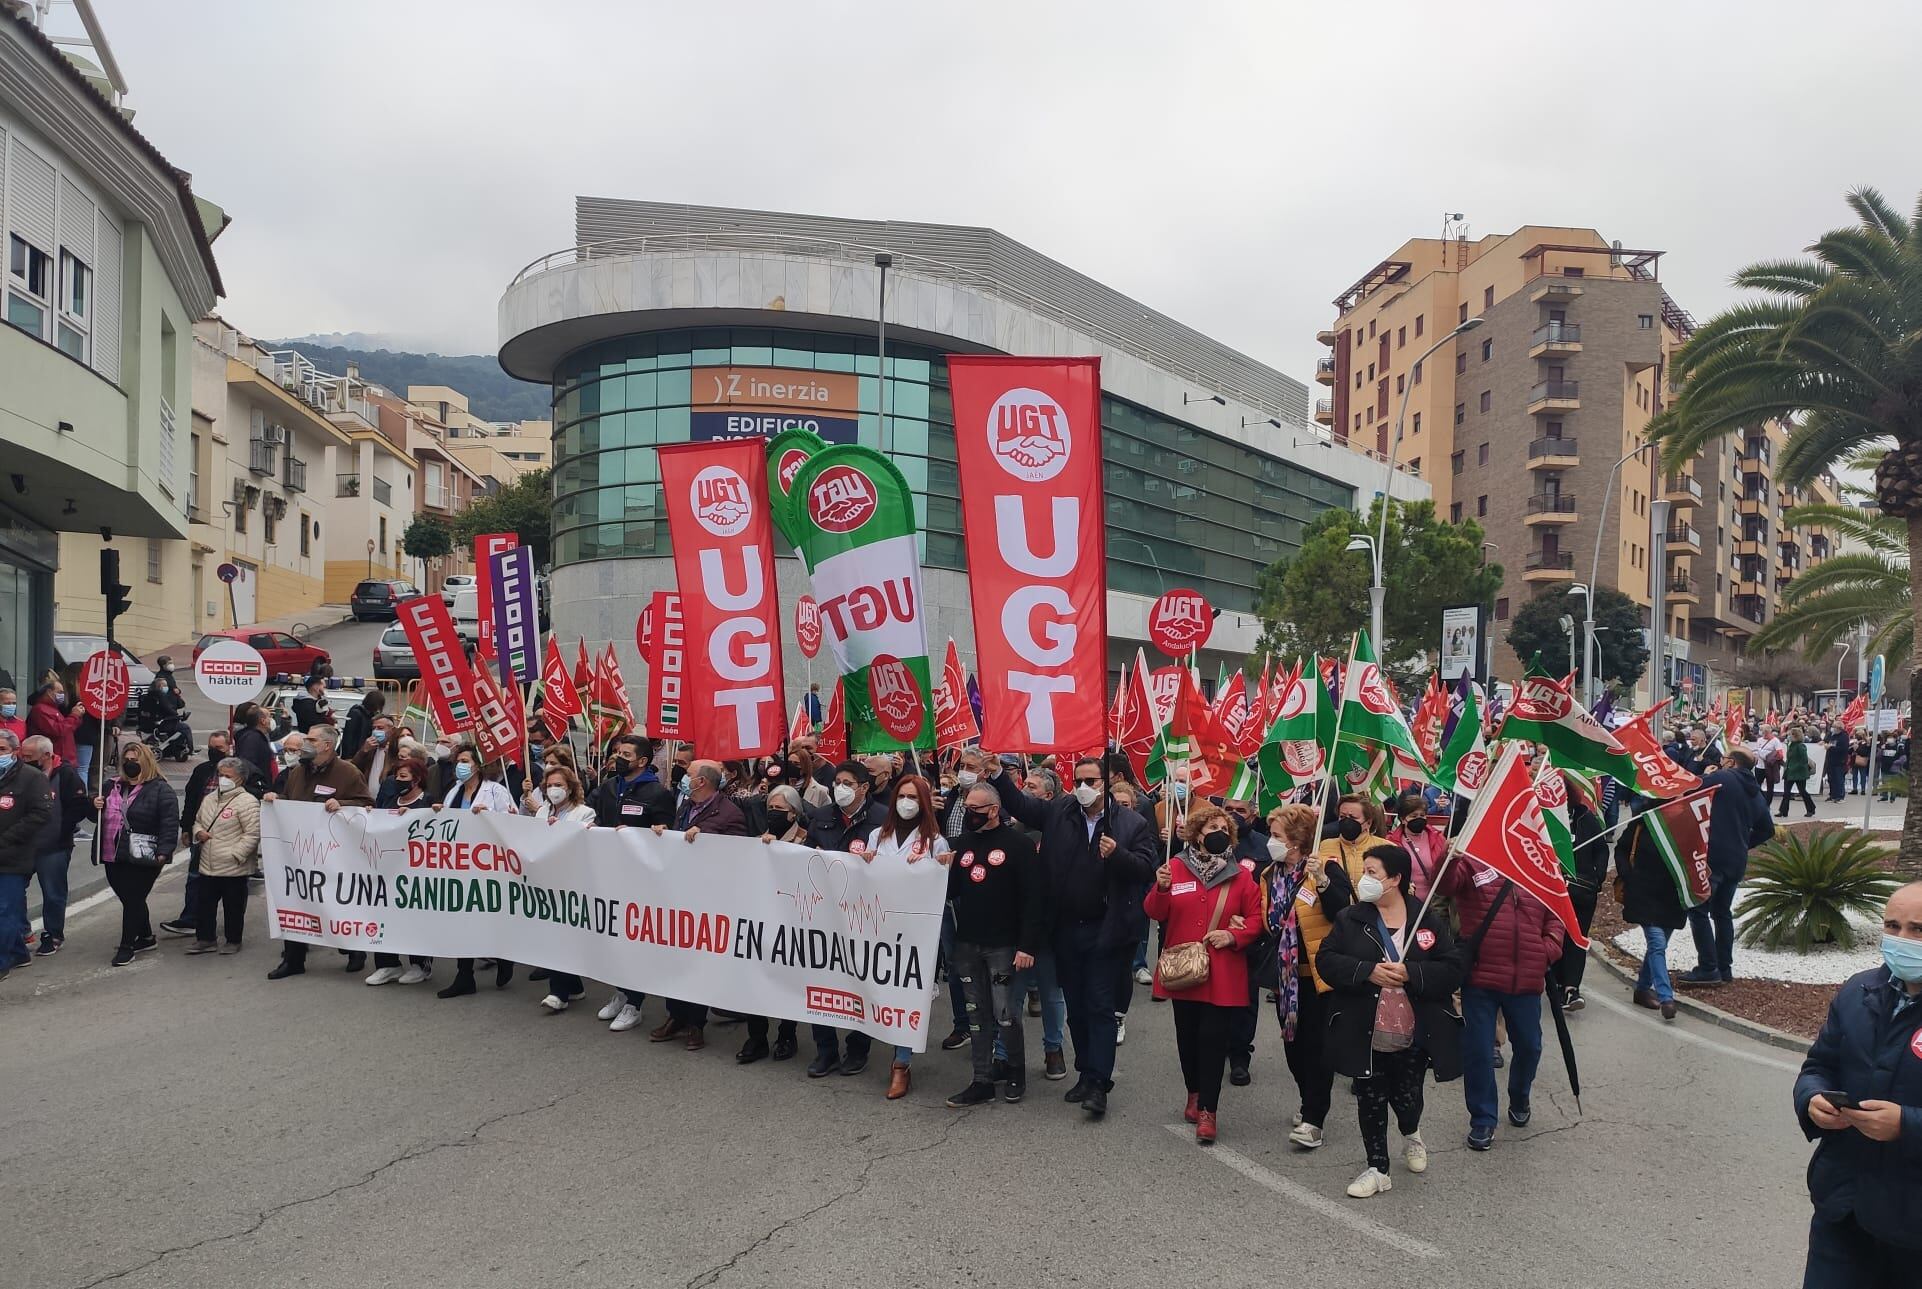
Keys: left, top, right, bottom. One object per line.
{"left": 1264, "top": 802, "right": 1356, "bottom": 1150}
{"left": 1319, "top": 793, "right": 1388, "bottom": 885}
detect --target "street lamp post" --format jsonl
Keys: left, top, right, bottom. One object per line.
{"left": 1585, "top": 442, "right": 1658, "bottom": 710}
{"left": 1371, "top": 316, "right": 1484, "bottom": 647}
{"left": 1836, "top": 640, "right": 1852, "bottom": 700}
{"left": 1566, "top": 582, "right": 1589, "bottom": 681}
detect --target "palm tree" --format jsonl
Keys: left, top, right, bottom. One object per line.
{"left": 1650, "top": 186, "right": 1922, "bottom": 869}
{"left": 1754, "top": 500, "right": 1911, "bottom": 672}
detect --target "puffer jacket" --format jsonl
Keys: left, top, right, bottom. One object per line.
{"left": 1784, "top": 738, "right": 1811, "bottom": 783}
{"left": 0, "top": 760, "right": 52, "bottom": 876}
{"left": 1438, "top": 855, "right": 1564, "bottom": 995}
{"left": 194, "top": 785, "right": 262, "bottom": 878}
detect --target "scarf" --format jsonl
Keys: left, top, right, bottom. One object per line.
{"left": 1184, "top": 845, "right": 1235, "bottom": 889}
{"left": 1265, "top": 858, "right": 1309, "bottom": 1041}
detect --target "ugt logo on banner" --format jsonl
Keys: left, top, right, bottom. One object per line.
{"left": 949, "top": 357, "right": 1107, "bottom": 753}
{"left": 658, "top": 441, "right": 785, "bottom": 758}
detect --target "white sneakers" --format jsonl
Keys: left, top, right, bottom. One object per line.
{"left": 1287, "top": 1122, "right": 1324, "bottom": 1149}
{"left": 539, "top": 993, "right": 568, "bottom": 1013}
{"left": 609, "top": 1003, "right": 644, "bottom": 1032}
{"left": 1347, "top": 1168, "right": 1392, "bottom": 1198}
{"left": 1114, "top": 1015, "right": 1127, "bottom": 1046}
{"left": 1403, "top": 1132, "right": 1428, "bottom": 1173}
{"left": 365, "top": 966, "right": 404, "bottom": 986}
{"left": 398, "top": 964, "right": 430, "bottom": 985}
{"left": 597, "top": 993, "right": 625, "bottom": 1022}
{"left": 1132, "top": 966, "right": 1152, "bottom": 986}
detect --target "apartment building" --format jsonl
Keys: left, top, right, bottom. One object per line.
{"left": 405, "top": 385, "right": 550, "bottom": 491}
{"left": 1316, "top": 225, "right": 1839, "bottom": 701}
{"left": 372, "top": 389, "right": 482, "bottom": 590}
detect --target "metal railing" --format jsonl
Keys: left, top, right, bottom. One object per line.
{"left": 283, "top": 455, "right": 307, "bottom": 493}
{"left": 1530, "top": 322, "right": 1581, "bottom": 345}
{"left": 1527, "top": 493, "right": 1578, "bottom": 515}
{"left": 248, "top": 439, "right": 277, "bottom": 476}
{"left": 425, "top": 484, "right": 450, "bottom": 510}
{"left": 1525, "top": 550, "right": 1575, "bottom": 571}
{"left": 1527, "top": 436, "right": 1578, "bottom": 459}
{"left": 1667, "top": 574, "right": 1698, "bottom": 595}
{"left": 337, "top": 472, "right": 360, "bottom": 497}
{"left": 1314, "top": 397, "right": 1331, "bottom": 416}
{"left": 1315, "top": 356, "right": 1337, "bottom": 375}
{"left": 1664, "top": 524, "right": 1700, "bottom": 547}
{"left": 372, "top": 477, "right": 393, "bottom": 506}
{"left": 1529, "top": 380, "right": 1580, "bottom": 402}
{"left": 1664, "top": 472, "right": 1702, "bottom": 498}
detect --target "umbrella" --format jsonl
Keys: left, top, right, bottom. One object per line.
{"left": 1543, "top": 969, "right": 1583, "bottom": 1113}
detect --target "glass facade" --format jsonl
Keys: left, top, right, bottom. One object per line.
{"left": 0, "top": 507, "right": 57, "bottom": 692}
{"left": 550, "top": 327, "right": 1352, "bottom": 613}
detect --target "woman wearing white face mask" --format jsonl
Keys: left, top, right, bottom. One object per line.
{"left": 864, "top": 774, "right": 952, "bottom": 1099}
{"left": 534, "top": 765, "right": 596, "bottom": 1013}
{"left": 1263, "top": 803, "right": 1353, "bottom": 1150}
{"left": 187, "top": 758, "right": 261, "bottom": 955}
{"left": 1317, "top": 845, "right": 1465, "bottom": 1199}
{"left": 435, "top": 744, "right": 519, "bottom": 999}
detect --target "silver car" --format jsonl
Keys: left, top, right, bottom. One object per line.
{"left": 53, "top": 635, "right": 156, "bottom": 690}
{"left": 373, "top": 624, "right": 419, "bottom": 680}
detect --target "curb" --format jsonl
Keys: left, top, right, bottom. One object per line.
{"left": 1586, "top": 943, "right": 1814, "bottom": 1055}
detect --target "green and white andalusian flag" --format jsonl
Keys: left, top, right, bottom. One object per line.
{"left": 1258, "top": 659, "right": 1324, "bottom": 799}
{"left": 1535, "top": 769, "right": 1576, "bottom": 878}
{"left": 782, "top": 444, "right": 933, "bottom": 754}
{"left": 1145, "top": 728, "right": 1189, "bottom": 789}
{"left": 1496, "top": 658, "right": 1641, "bottom": 786}
{"left": 1433, "top": 681, "right": 1488, "bottom": 800}
{"left": 1334, "top": 630, "right": 1423, "bottom": 766}
{"left": 764, "top": 427, "right": 829, "bottom": 553}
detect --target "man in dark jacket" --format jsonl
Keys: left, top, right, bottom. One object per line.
{"left": 1680, "top": 748, "right": 1769, "bottom": 986}
{"left": 1826, "top": 721, "right": 1853, "bottom": 802}
{"left": 991, "top": 755, "right": 1158, "bottom": 1118}
{"left": 1552, "top": 789, "right": 1607, "bottom": 1009}
{"left": 18, "top": 734, "right": 90, "bottom": 956}
{"left": 802, "top": 761, "right": 891, "bottom": 1076}
{"left": 339, "top": 691, "right": 384, "bottom": 761}
{"left": 159, "top": 731, "right": 234, "bottom": 937}
{"left": 290, "top": 676, "right": 334, "bottom": 734}
{"left": 1616, "top": 797, "right": 1689, "bottom": 1019}
{"left": 1794, "top": 880, "right": 1922, "bottom": 1285}
{"left": 590, "top": 734, "right": 675, "bottom": 829}
{"left": 264, "top": 726, "right": 373, "bottom": 980}
{"left": 234, "top": 704, "right": 278, "bottom": 789}
{"left": 944, "top": 782, "right": 1047, "bottom": 1108}
{"left": 645, "top": 761, "right": 748, "bottom": 1051}
{"left": 0, "top": 728, "right": 53, "bottom": 977}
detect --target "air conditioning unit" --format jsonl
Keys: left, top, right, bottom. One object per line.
{"left": 264, "top": 423, "right": 287, "bottom": 446}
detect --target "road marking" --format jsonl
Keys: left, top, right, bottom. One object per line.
{"left": 1161, "top": 1124, "right": 1441, "bottom": 1259}
{"left": 30, "top": 863, "right": 185, "bottom": 937}
{"left": 1588, "top": 990, "right": 1801, "bottom": 1074}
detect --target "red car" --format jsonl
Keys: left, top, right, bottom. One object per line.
{"left": 193, "top": 628, "right": 332, "bottom": 680}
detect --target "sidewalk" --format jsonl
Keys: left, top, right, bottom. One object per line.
{"left": 146, "top": 603, "right": 354, "bottom": 663}
{"left": 1778, "top": 785, "right": 1905, "bottom": 832}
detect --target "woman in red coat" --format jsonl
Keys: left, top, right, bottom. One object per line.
{"left": 26, "top": 680, "right": 80, "bottom": 768}
{"left": 1145, "top": 803, "right": 1263, "bottom": 1145}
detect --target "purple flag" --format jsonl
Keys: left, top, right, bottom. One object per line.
{"left": 488, "top": 545, "right": 539, "bottom": 685}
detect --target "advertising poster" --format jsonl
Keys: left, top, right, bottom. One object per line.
{"left": 1440, "top": 604, "right": 1483, "bottom": 682}
{"left": 691, "top": 367, "right": 860, "bottom": 444}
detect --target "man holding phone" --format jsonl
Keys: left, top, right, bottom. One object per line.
{"left": 1795, "top": 880, "right": 1922, "bottom": 1285}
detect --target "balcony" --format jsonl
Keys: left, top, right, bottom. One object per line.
{"left": 283, "top": 455, "right": 307, "bottom": 494}
{"left": 1666, "top": 573, "right": 1700, "bottom": 604}
{"left": 1664, "top": 524, "right": 1701, "bottom": 553}
{"left": 1316, "top": 327, "right": 1337, "bottom": 346}
{"left": 1733, "top": 578, "right": 1766, "bottom": 598}
{"left": 1526, "top": 380, "right": 1580, "bottom": 414}
{"left": 425, "top": 484, "right": 450, "bottom": 511}
{"left": 1315, "top": 356, "right": 1336, "bottom": 385}
{"left": 1742, "top": 451, "right": 1773, "bottom": 480}
{"left": 1314, "top": 397, "right": 1333, "bottom": 425}
{"left": 248, "top": 439, "right": 278, "bottom": 476}
{"left": 1525, "top": 493, "right": 1578, "bottom": 524}
{"left": 1733, "top": 537, "right": 1766, "bottom": 559}
{"left": 1810, "top": 536, "right": 1832, "bottom": 560}
{"left": 1736, "top": 495, "right": 1768, "bottom": 519}
{"left": 1528, "top": 322, "right": 1583, "bottom": 357}
{"left": 373, "top": 477, "right": 393, "bottom": 506}
{"left": 1527, "top": 435, "right": 1579, "bottom": 466}
{"left": 1663, "top": 472, "right": 1703, "bottom": 506}
{"left": 1529, "top": 275, "right": 1586, "bottom": 303}
{"left": 1524, "top": 550, "right": 1576, "bottom": 582}
{"left": 337, "top": 473, "right": 361, "bottom": 498}
{"left": 1732, "top": 595, "right": 1766, "bottom": 626}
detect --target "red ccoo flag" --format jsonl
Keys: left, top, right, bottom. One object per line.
{"left": 1452, "top": 741, "right": 1591, "bottom": 948}
{"left": 574, "top": 639, "right": 593, "bottom": 712}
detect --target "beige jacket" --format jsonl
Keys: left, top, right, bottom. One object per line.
{"left": 194, "top": 785, "right": 262, "bottom": 877}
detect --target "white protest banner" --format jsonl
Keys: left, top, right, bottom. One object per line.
{"left": 260, "top": 802, "right": 948, "bottom": 1048}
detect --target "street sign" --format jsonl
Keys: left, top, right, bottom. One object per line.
{"left": 216, "top": 562, "right": 239, "bottom": 584}
{"left": 79, "top": 649, "right": 130, "bottom": 720}
{"left": 1870, "top": 653, "right": 1886, "bottom": 704}
{"left": 193, "top": 638, "right": 268, "bottom": 706}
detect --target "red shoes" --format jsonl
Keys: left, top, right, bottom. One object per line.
{"left": 1183, "top": 1093, "right": 1200, "bottom": 1124}
{"left": 1196, "top": 1110, "right": 1217, "bottom": 1145}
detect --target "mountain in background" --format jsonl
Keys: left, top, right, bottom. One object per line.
{"left": 266, "top": 340, "right": 550, "bottom": 424}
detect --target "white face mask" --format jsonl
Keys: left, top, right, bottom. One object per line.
{"left": 955, "top": 769, "right": 979, "bottom": 788}
{"left": 895, "top": 797, "right": 920, "bottom": 821}
{"left": 281, "top": 751, "right": 300, "bottom": 767}
{"left": 1266, "top": 836, "right": 1287, "bottom": 862}
{"left": 1356, "top": 875, "right": 1386, "bottom": 904}
{"left": 1073, "top": 782, "right": 1101, "bottom": 808}
{"left": 216, "top": 776, "right": 235, "bottom": 793}
{"left": 833, "top": 783, "right": 857, "bottom": 810}
{"left": 545, "top": 785, "right": 567, "bottom": 805}
{"left": 433, "top": 744, "right": 452, "bottom": 761}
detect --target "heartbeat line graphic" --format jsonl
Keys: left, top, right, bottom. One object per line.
{"left": 840, "top": 893, "right": 886, "bottom": 935}
{"left": 286, "top": 829, "right": 336, "bottom": 868}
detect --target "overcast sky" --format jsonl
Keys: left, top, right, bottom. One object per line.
{"left": 85, "top": 0, "right": 1922, "bottom": 398}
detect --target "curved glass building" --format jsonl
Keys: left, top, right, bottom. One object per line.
{"left": 500, "top": 200, "right": 1428, "bottom": 698}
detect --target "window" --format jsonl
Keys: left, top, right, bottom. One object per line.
{"left": 1396, "top": 374, "right": 1405, "bottom": 394}
{"left": 378, "top": 516, "right": 388, "bottom": 553}
{"left": 1414, "top": 314, "right": 1424, "bottom": 338}
{"left": 1479, "top": 390, "right": 1492, "bottom": 413}
{"left": 1412, "top": 412, "right": 1421, "bottom": 436}
{"left": 1456, "top": 352, "right": 1467, "bottom": 375}
{"left": 1412, "top": 360, "right": 1423, "bottom": 385}
{"left": 234, "top": 495, "right": 247, "bottom": 534}
{"left": 1397, "top": 326, "right": 1406, "bottom": 349}
{"left": 1638, "top": 314, "right": 1654, "bottom": 329}
{"left": 7, "top": 234, "right": 52, "bottom": 338}
{"left": 1480, "top": 339, "right": 1492, "bottom": 362}
{"left": 1483, "top": 286, "right": 1494, "bottom": 309}
{"left": 1495, "top": 596, "right": 1510, "bottom": 621}
{"left": 1454, "top": 403, "right": 1465, "bottom": 426}
{"left": 1407, "top": 457, "right": 1421, "bottom": 476}
{"left": 1478, "top": 442, "right": 1489, "bottom": 465}
{"left": 1367, "top": 362, "right": 1375, "bottom": 380}
{"left": 1545, "top": 420, "right": 1564, "bottom": 438}
{"left": 1451, "top": 450, "right": 1464, "bottom": 475}
{"left": 1477, "top": 495, "right": 1488, "bottom": 516}
{"left": 299, "top": 512, "right": 311, "bottom": 557}
{"left": 146, "top": 539, "right": 162, "bottom": 583}
{"left": 1563, "top": 266, "right": 1584, "bottom": 278}
{"left": 1458, "top": 303, "right": 1468, "bottom": 324}
{"left": 56, "top": 250, "right": 90, "bottom": 361}
{"left": 263, "top": 502, "right": 277, "bottom": 546}
{"left": 1368, "top": 320, "right": 1376, "bottom": 338}
{"left": 1450, "top": 501, "right": 1462, "bottom": 523}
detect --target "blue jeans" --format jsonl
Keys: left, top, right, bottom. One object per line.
{"left": 1636, "top": 925, "right": 1675, "bottom": 1003}
{"left": 1851, "top": 766, "right": 1868, "bottom": 793}
{"left": 1687, "top": 874, "right": 1738, "bottom": 978}
{"left": 33, "top": 847, "right": 70, "bottom": 941}
{"left": 995, "top": 949, "right": 1066, "bottom": 1060}
{"left": 1054, "top": 920, "right": 1126, "bottom": 1086}
{"left": 938, "top": 905, "right": 968, "bottom": 1031}
{"left": 75, "top": 742, "right": 93, "bottom": 787}
{"left": 0, "top": 872, "right": 29, "bottom": 968}
{"left": 1132, "top": 931, "right": 1150, "bottom": 973}
{"left": 1461, "top": 985, "right": 1545, "bottom": 1131}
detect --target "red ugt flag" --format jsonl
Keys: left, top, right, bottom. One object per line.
{"left": 1453, "top": 742, "right": 1591, "bottom": 948}
{"left": 540, "top": 637, "right": 582, "bottom": 741}
{"left": 934, "top": 639, "right": 980, "bottom": 751}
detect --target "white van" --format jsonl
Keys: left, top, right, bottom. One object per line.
{"left": 449, "top": 586, "right": 480, "bottom": 645}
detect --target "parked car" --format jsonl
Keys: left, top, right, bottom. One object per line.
{"left": 351, "top": 578, "right": 421, "bottom": 622}
{"left": 441, "top": 575, "right": 476, "bottom": 605}
{"left": 193, "top": 628, "right": 331, "bottom": 681}
{"left": 373, "top": 624, "right": 420, "bottom": 680}
{"left": 51, "top": 634, "right": 156, "bottom": 693}
{"left": 449, "top": 586, "right": 480, "bottom": 645}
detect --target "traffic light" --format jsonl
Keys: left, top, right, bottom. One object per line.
{"left": 101, "top": 548, "right": 132, "bottom": 641}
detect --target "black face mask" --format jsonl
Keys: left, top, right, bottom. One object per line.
{"left": 670, "top": 765, "right": 687, "bottom": 788}
{"left": 121, "top": 759, "right": 141, "bottom": 779}
{"left": 1201, "top": 830, "right": 1232, "bottom": 855}
{"left": 765, "top": 808, "right": 792, "bottom": 836}
{"left": 964, "top": 808, "right": 993, "bottom": 833}
{"left": 206, "top": 746, "right": 225, "bottom": 763}
{"left": 1404, "top": 817, "right": 1427, "bottom": 834}
{"left": 1338, "top": 817, "right": 1363, "bottom": 842}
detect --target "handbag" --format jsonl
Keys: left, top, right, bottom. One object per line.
{"left": 121, "top": 831, "right": 164, "bottom": 867}
{"left": 1371, "top": 913, "right": 1416, "bottom": 1053}
{"left": 1157, "top": 878, "right": 1231, "bottom": 993}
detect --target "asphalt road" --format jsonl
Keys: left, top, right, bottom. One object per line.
{"left": 7, "top": 869, "right": 1820, "bottom": 1289}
